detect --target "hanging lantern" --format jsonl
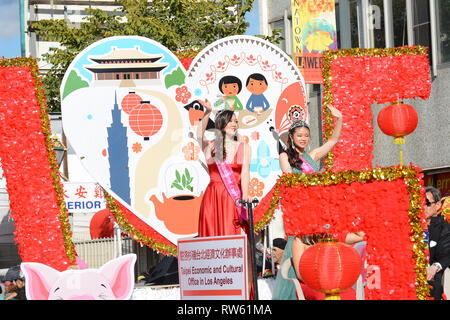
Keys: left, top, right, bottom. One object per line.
{"left": 121, "top": 91, "right": 142, "bottom": 114}
{"left": 299, "top": 238, "right": 362, "bottom": 300}
{"left": 377, "top": 101, "right": 418, "bottom": 144}
{"left": 129, "top": 101, "right": 163, "bottom": 140}
{"left": 377, "top": 101, "right": 418, "bottom": 165}
{"left": 89, "top": 208, "right": 114, "bottom": 239}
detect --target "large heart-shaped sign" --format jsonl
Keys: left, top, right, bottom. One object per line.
{"left": 61, "top": 35, "right": 306, "bottom": 245}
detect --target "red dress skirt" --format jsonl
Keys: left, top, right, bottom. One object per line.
{"left": 198, "top": 144, "right": 244, "bottom": 237}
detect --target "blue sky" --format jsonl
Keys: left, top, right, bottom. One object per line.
{"left": 0, "top": 0, "right": 21, "bottom": 58}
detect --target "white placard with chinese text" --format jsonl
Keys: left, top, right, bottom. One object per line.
{"left": 62, "top": 182, "right": 107, "bottom": 213}
{"left": 178, "top": 235, "right": 248, "bottom": 300}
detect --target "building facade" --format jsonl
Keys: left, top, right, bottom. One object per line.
{"left": 251, "top": 0, "right": 449, "bottom": 197}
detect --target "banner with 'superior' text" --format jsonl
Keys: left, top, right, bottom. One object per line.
{"left": 291, "top": 0, "right": 338, "bottom": 84}
{"left": 178, "top": 235, "right": 248, "bottom": 300}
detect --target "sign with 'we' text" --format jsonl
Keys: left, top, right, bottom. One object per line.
{"left": 291, "top": 0, "right": 338, "bottom": 84}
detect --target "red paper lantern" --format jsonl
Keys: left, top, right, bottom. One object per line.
{"left": 90, "top": 208, "right": 114, "bottom": 239}
{"left": 129, "top": 101, "right": 163, "bottom": 140}
{"left": 299, "top": 238, "right": 362, "bottom": 300}
{"left": 121, "top": 91, "right": 142, "bottom": 114}
{"left": 377, "top": 102, "right": 418, "bottom": 145}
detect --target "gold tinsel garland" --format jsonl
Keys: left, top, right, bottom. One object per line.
{"left": 103, "top": 190, "right": 178, "bottom": 256}
{"left": 174, "top": 49, "right": 201, "bottom": 59}
{"left": 0, "top": 57, "right": 77, "bottom": 265}
{"left": 321, "top": 46, "right": 428, "bottom": 171}
{"left": 254, "top": 166, "right": 429, "bottom": 299}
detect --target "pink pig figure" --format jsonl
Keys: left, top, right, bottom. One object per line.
{"left": 21, "top": 254, "right": 136, "bottom": 300}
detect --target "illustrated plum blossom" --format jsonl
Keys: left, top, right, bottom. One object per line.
{"left": 246, "top": 54, "right": 257, "bottom": 64}
{"left": 132, "top": 142, "right": 142, "bottom": 153}
{"left": 262, "top": 60, "right": 271, "bottom": 69}
{"left": 182, "top": 141, "right": 200, "bottom": 161}
{"left": 249, "top": 177, "right": 264, "bottom": 198}
{"left": 274, "top": 71, "right": 282, "bottom": 80}
{"left": 231, "top": 54, "right": 241, "bottom": 64}
{"left": 175, "top": 85, "right": 192, "bottom": 104}
{"left": 205, "top": 72, "right": 214, "bottom": 82}
{"left": 217, "top": 60, "right": 226, "bottom": 70}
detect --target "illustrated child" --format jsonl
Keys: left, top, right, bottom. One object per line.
{"left": 245, "top": 73, "right": 270, "bottom": 113}
{"left": 214, "top": 75, "right": 244, "bottom": 111}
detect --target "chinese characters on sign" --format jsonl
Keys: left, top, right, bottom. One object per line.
{"left": 178, "top": 235, "right": 248, "bottom": 300}
{"left": 62, "top": 183, "right": 107, "bottom": 212}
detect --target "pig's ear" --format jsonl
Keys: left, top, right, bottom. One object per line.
{"left": 21, "top": 262, "right": 61, "bottom": 300}
{"left": 100, "top": 254, "right": 136, "bottom": 300}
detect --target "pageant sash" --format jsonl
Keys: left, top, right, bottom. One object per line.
{"left": 292, "top": 152, "right": 318, "bottom": 174}
{"left": 299, "top": 154, "right": 316, "bottom": 174}
{"left": 211, "top": 141, "right": 248, "bottom": 224}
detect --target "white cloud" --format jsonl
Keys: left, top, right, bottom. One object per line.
{"left": 0, "top": 0, "right": 20, "bottom": 39}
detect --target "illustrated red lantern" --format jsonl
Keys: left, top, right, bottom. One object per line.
{"left": 121, "top": 91, "right": 142, "bottom": 114}
{"left": 129, "top": 101, "right": 163, "bottom": 140}
{"left": 299, "top": 238, "right": 362, "bottom": 300}
{"left": 377, "top": 101, "right": 418, "bottom": 165}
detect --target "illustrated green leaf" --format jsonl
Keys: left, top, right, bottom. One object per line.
{"left": 164, "top": 67, "right": 185, "bottom": 89}
{"left": 175, "top": 170, "right": 181, "bottom": 182}
{"left": 172, "top": 182, "right": 183, "bottom": 190}
{"left": 182, "top": 174, "right": 186, "bottom": 188}
{"left": 185, "top": 168, "right": 191, "bottom": 180}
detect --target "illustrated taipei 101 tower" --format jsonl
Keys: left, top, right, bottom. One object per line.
{"left": 107, "top": 91, "right": 131, "bottom": 205}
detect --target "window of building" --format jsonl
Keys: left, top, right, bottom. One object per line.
{"left": 369, "top": 0, "right": 386, "bottom": 48}
{"left": 412, "top": 0, "right": 431, "bottom": 47}
{"left": 270, "top": 19, "right": 286, "bottom": 52}
{"left": 392, "top": 0, "right": 408, "bottom": 47}
{"left": 349, "top": 0, "right": 362, "bottom": 48}
{"left": 411, "top": 0, "right": 433, "bottom": 67}
{"left": 338, "top": 0, "right": 433, "bottom": 65}
{"left": 437, "top": 0, "right": 450, "bottom": 64}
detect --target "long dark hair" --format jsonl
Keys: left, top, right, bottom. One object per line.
{"left": 285, "top": 121, "right": 310, "bottom": 172}
{"left": 212, "top": 109, "right": 237, "bottom": 161}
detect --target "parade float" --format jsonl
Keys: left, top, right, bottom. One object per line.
{"left": 0, "top": 32, "right": 431, "bottom": 299}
